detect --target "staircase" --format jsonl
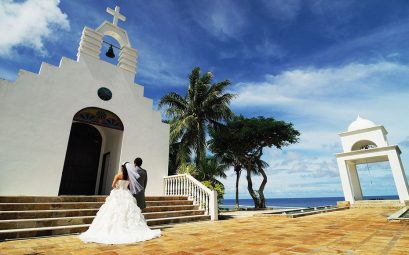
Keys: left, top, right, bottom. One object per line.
{"left": 0, "top": 195, "right": 210, "bottom": 241}
{"left": 351, "top": 200, "right": 406, "bottom": 208}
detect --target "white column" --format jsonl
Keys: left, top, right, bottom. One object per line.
{"left": 209, "top": 190, "right": 218, "bottom": 221}
{"left": 388, "top": 150, "right": 409, "bottom": 203}
{"left": 347, "top": 161, "right": 363, "bottom": 200}
{"left": 337, "top": 158, "right": 355, "bottom": 204}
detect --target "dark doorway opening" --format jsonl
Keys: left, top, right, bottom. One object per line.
{"left": 59, "top": 123, "right": 102, "bottom": 195}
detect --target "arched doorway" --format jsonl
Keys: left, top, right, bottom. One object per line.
{"left": 59, "top": 107, "right": 124, "bottom": 195}
{"left": 59, "top": 123, "right": 102, "bottom": 195}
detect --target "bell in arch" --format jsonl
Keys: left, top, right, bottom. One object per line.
{"left": 105, "top": 45, "right": 115, "bottom": 58}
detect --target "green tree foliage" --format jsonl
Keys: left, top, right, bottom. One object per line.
{"left": 210, "top": 115, "right": 300, "bottom": 208}
{"left": 159, "top": 67, "right": 235, "bottom": 170}
{"left": 202, "top": 180, "right": 225, "bottom": 204}
{"left": 177, "top": 157, "right": 228, "bottom": 204}
{"left": 177, "top": 162, "right": 199, "bottom": 176}
{"left": 197, "top": 156, "right": 228, "bottom": 184}
{"left": 209, "top": 128, "right": 243, "bottom": 209}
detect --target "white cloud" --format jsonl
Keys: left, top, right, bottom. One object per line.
{"left": 134, "top": 38, "right": 188, "bottom": 88}
{"left": 137, "top": 52, "right": 187, "bottom": 88}
{"left": 232, "top": 61, "right": 409, "bottom": 143}
{"left": 234, "top": 62, "right": 409, "bottom": 106}
{"left": 191, "top": 1, "right": 246, "bottom": 40}
{"left": 261, "top": 0, "right": 301, "bottom": 21}
{"left": 306, "top": 18, "right": 409, "bottom": 63}
{"left": 219, "top": 148, "right": 403, "bottom": 198}
{"left": 220, "top": 39, "right": 286, "bottom": 60}
{"left": 0, "top": 0, "right": 69, "bottom": 57}
{"left": 308, "top": 0, "right": 356, "bottom": 39}
{"left": 219, "top": 161, "right": 343, "bottom": 199}
{"left": 263, "top": 150, "right": 339, "bottom": 178}
{"left": 220, "top": 61, "right": 409, "bottom": 198}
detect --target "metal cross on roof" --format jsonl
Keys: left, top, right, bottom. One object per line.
{"left": 106, "top": 6, "right": 126, "bottom": 26}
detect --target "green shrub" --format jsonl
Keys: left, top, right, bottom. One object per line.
{"left": 201, "top": 180, "right": 225, "bottom": 205}
{"left": 177, "top": 162, "right": 199, "bottom": 177}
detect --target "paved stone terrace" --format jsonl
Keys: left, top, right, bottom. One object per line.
{"left": 0, "top": 208, "right": 408, "bottom": 255}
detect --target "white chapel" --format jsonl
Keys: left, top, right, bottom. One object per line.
{"left": 0, "top": 6, "right": 170, "bottom": 196}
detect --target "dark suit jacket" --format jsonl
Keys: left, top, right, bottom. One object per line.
{"left": 133, "top": 166, "right": 147, "bottom": 209}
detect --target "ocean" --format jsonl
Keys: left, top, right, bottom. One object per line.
{"left": 221, "top": 195, "right": 399, "bottom": 209}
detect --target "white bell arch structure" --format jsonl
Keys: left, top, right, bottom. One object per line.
{"left": 336, "top": 116, "right": 409, "bottom": 204}
{"left": 76, "top": 6, "right": 137, "bottom": 75}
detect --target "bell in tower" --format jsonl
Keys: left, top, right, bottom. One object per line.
{"left": 105, "top": 44, "right": 115, "bottom": 58}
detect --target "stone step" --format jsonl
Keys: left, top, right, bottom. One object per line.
{"left": 144, "top": 210, "right": 205, "bottom": 219}
{"left": 0, "top": 216, "right": 94, "bottom": 230}
{"left": 0, "top": 196, "right": 107, "bottom": 203}
{"left": 0, "top": 224, "right": 90, "bottom": 240}
{"left": 0, "top": 208, "right": 99, "bottom": 220}
{"left": 0, "top": 208, "right": 205, "bottom": 220}
{"left": 354, "top": 200, "right": 401, "bottom": 204}
{"left": 0, "top": 196, "right": 188, "bottom": 203}
{"left": 0, "top": 215, "right": 210, "bottom": 241}
{"left": 143, "top": 205, "right": 199, "bottom": 213}
{"left": 352, "top": 200, "right": 404, "bottom": 208}
{"left": 352, "top": 204, "right": 404, "bottom": 208}
{"left": 0, "top": 210, "right": 206, "bottom": 229}
{"left": 0, "top": 202, "right": 104, "bottom": 211}
{"left": 0, "top": 198, "right": 192, "bottom": 211}
{"left": 285, "top": 207, "right": 348, "bottom": 218}
{"left": 146, "top": 215, "right": 210, "bottom": 226}
{"left": 0, "top": 195, "right": 209, "bottom": 241}
{"left": 146, "top": 196, "right": 189, "bottom": 201}
{"left": 146, "top": 200, "right": 193, "bottom": 206}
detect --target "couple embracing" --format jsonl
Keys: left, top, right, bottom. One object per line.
{"left": 79, "top": 157, "right": 161, "bottom": 244}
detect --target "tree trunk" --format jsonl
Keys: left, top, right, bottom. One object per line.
{"left": 246, "top": 168, "right": 260, "bottom": 208}
{"left": 195, "top": 122, "right": 206, "bottom": 171}
{"left": 234, "top": 165, "right": 241, "bottom": 210}
{"left": 257, "top": 167, "right": 268, "bottom": 208}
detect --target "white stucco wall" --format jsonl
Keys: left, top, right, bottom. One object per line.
{"left": 0, "top": 55, "right": 169, "bottom": 196}
{"left": 92, "top": 125, "right": 123, "bottom": 195}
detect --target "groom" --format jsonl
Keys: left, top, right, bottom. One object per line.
{"left": 132, "top": 157, "right": 147, "bottom": 210}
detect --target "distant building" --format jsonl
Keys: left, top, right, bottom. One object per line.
{"left": 336, "top": 116, "right": 409, "bottom": 204}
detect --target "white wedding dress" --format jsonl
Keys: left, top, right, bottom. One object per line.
{"left": 79, "top": 180, "right": 161, "bottom": 244}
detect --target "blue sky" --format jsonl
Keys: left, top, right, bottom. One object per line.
{"left": 1, "top": 0, "right": 409, "bottom": 199}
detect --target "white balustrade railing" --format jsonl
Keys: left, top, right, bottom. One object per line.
{"left": 163, "top": 174, "right": 218, "bottom": 221}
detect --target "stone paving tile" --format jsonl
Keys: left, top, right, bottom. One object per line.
{"left": 0, "top": 208, "right": 409, "bottom": 255}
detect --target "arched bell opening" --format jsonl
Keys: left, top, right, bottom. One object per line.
{"left": 100, "top": 35, "right": 121, "bottom": 65}
{"left": 351, "top": 140, "right": 378, "bottom": 151}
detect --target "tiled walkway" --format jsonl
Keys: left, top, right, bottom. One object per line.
{"left": 1, "top": 208, "right": 408, "bottom": 255}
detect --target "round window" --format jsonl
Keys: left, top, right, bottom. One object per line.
{"left": 98, "top": 87, "right": 112, "bottom": 101}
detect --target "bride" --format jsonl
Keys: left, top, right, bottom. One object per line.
{"left": 79, "top": 162, "right": 161, "bottom": 244}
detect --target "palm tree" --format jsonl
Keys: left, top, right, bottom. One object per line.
{"left": 159, "top": 67, "right": 235, "bottom": 170}
{"left": 209, "top": 130, "right": 243, "bottom": 209}
{"left": 210, "top": 140, "right": 243, "bottom": 209}
{"left": 199, "top": 156, "right": 228, "bottom": 184}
